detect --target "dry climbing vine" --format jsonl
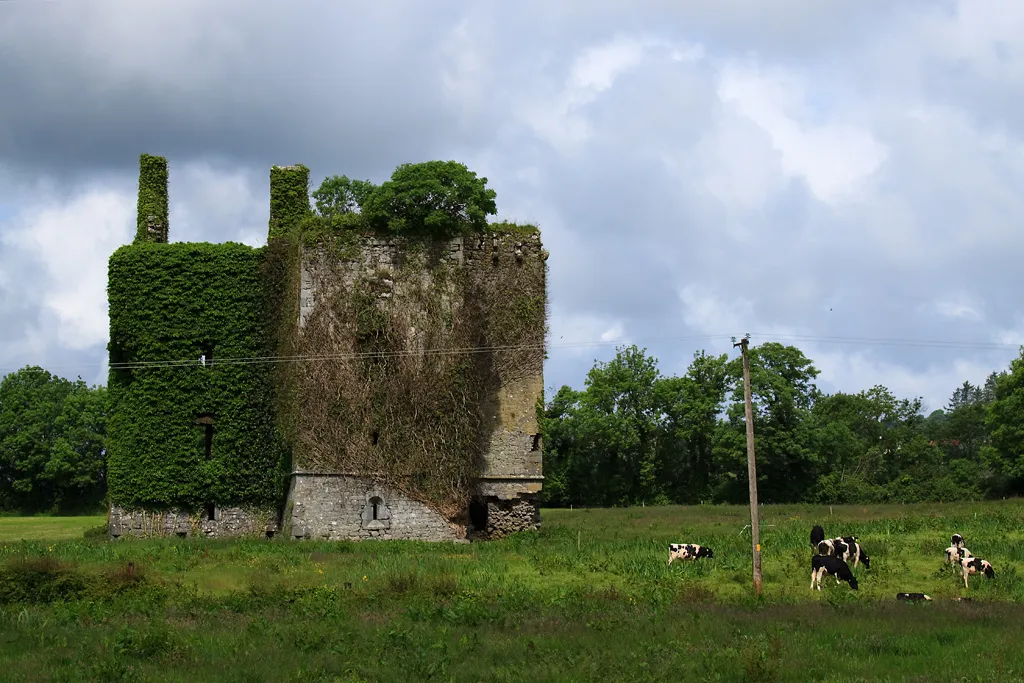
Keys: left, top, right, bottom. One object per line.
{"left": 282, "top": 231, "right": 546, "bottom": 520}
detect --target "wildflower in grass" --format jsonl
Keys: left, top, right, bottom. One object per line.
{"left": 363, "top": 575, "right": 368, "bottom": 581}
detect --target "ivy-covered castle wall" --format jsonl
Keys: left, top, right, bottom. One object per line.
{"left": 105, "top": 154, "right": 547, "bottom": 541}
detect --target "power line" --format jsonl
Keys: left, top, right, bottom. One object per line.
{"left": 3, "top": 331, "right": 1022, "bottom": 374}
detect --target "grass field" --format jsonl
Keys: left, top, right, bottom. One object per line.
{"left": 2, "top": 501, "right": 1024, "bottom": 681}
{"left": 0, "top": 514, "right": 106, "bottom": 542}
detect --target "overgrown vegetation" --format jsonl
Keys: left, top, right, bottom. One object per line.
{"left": 134, "top": 153, "right": 168, "bottom": 243}
{"left": 286, "top": 232, "right": 546, "bottom": 519}
{"left": 2, "top": 502, "right": 1024, "bottom": 680}
{"left": 297, "top": 159, "right": 512, "bottom": 241}
{"left": 267, "top": 164, "right": 311, "bottom": 240}
{"left": 106, "top": 242, "right": 286, "bottom": 511}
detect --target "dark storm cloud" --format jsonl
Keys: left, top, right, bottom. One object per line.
{"left": 1, "top": 0, "right": 1022, "bottom": 413}
{"left": 0, "top": 0, "right": 490, "bottom": 181}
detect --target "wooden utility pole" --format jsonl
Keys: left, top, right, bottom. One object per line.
{"left": 733, "top": 334, "right": 763, "bottom": 597}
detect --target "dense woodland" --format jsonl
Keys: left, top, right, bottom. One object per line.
{"left": 3, "top": 341, "right": 1024, "bottom": 513}
{"left": 539, "top": 342, "right": 1024, "bottom": 508}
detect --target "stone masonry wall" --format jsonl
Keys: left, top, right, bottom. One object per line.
{"left": 284, "top": 473, "right": 468, "bottom": 542}
{"left": 485, "top": 497, "right": 540, "bottom": 538}
{"left": 108, "top": 505, "right": 279, "bottom": 539}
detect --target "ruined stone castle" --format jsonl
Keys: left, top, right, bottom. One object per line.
{"left": 106, "top": 155, "right": 546, "bottom": 542}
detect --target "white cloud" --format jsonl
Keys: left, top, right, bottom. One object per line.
{"left": 716, "top": 61, "right": 888, "bottom": 204}
{"left": 931, "top": 295, "right": 984, "bottom": 322}
{"left": 809, "top": 345, "right": 1001, "bottom": 413}
{"left": 2, "top": 189, "right": 133, "bottom": 350}
{"left": 520, "top": 34, "right": 703, "bottom": 153}
{"left": 170, "top": 162, "right": 267, "bottom": 246}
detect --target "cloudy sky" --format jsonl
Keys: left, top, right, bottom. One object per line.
{"left": 1, "top": 0, "right": 1022, "bottom": 413}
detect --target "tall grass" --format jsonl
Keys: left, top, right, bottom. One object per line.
{"left": 1, "top": 501, "right": 1023, "bottom": 681}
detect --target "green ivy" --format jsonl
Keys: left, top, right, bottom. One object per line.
{"left": 135, "top": 154, "right": 169, "bottom": 243}
{"left": 268, "top": 165, "right": 312, "bottom": 240}
{"left": 106, "top": 242, "right": 286, "bottom": 511}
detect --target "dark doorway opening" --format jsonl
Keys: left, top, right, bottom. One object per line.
{"left": 530, "top": 434, "right": 541, "bottom": 451}
{"left": 369, "top": 496, "right": 383, "bottom": 521}
{"left": 469, "top": 497, "right": 488, "bottom": 533}
{"left": 204, "top": 502, "right": 216, "bottom": 521}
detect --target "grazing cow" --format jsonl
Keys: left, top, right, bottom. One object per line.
{"left": 668, "top": 543, "right": 714, "bottom": 565}
{"left": 897, "top": 592, "right": 932, "bottom": 602}
{"left": 811, "top": 525, "right": 825, "bottom": 549}
{"left": 811, "top": 554, "right": 859, "bottom": 591}
{"left": 820, "top": 537, "right": 853, "bottom": 562}
{"left": 945, "top": 545, "right": 972, "bottom": 566}
{"left": 960, "top": 557, "right": 994, "bottom": 589}
{"left": 951, "top": 534, "right": 965, "bottom": 549}
{"left": 839, "top": 536, "right": 871, "bottom": 570}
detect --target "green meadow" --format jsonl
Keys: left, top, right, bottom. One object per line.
{"left": 2, "top": 502, "right": 1023, "bottom": 681}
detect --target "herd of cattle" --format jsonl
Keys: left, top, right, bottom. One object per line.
{"left": 667, "top": 527, "right": 996, "bottom": 594}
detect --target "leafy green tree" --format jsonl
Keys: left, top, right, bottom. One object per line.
{"left": 361, "top": 160, "right": 498, "bottom": 237}
{"left": 311, "top": 175, "right": 376, "bottom": 219}
{"left": 536, "top": 386, "right": 584, "bottom": 507}
{"left": 0, "top": 366, "right": 107, "bottom": 513}
{"left": 936, "top": 380, "right": 993, "bottom": 466}
{"left": 717, "top": 342, "right": 820, "bottom": 503}
{"left": 656, "top": 350, "right": 729, "bottom": 502}
{"left": 983, "top": 349, "right": 1024, "bottom": 494}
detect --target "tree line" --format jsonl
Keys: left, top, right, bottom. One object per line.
{"left": 0, "top": 366, "right": 107, "bottom": 514}
{"left": 539, "top": 342, "right": 1024, "bottom": 507}
{"left": 4, "top": 339, "right": 1024, "bottom": 513}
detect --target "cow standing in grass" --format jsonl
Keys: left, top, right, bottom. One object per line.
{"left": 960, "top": 557, "right": 995, "bottom": 589}
{"left": 945, "top": 545, "right": 972, "bottom": 567}
{"left": 811, "top": 554, "right": 859, "bottom": 591}
{"left": 668, "top": 543, "right": 714, "bottom": 565}
{"left": 817, "top": 536, "right": 870, "bottom": 570}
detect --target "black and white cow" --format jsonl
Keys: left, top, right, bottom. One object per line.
{"left": 811, "top": 525, "right": 825, "bottom": 549}
{"left": 811, "top": 554, "right": 859, "bottom": 591}
{"left": 668, "top": 543, "right": 714, "bottom": 565}
{"left": 818, "top": 536, "right": 870, "bottom": 570}
{"left": 951, "top": 534, "right": 965, "bottom": 549}
{"left": 839, "top": 536, "right": 871, "bottom": 570}
{"left": 945, "top": 545, "right": 972, "bottom": 566}
{"left": 896, "top": 592, "right": 932, "bottom": 602}
{"left": 960, "top": 557, "right": 994, "bottom": 589}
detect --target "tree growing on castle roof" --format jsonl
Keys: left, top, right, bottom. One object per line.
{"left": 360, "top": 160, "right": 498, "bottom": 238}
{"left": 312, "top": 175, "right": 376, "bottom": 219}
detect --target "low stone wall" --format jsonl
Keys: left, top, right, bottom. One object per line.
{"left": 107, "top": 505, "right": 279, "bottom": 539}
{"left": 484, "top": 496, "right": 540, "bottom": 539}
{"left": 284, "top": 473, "right": 468, "bottom": 542}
